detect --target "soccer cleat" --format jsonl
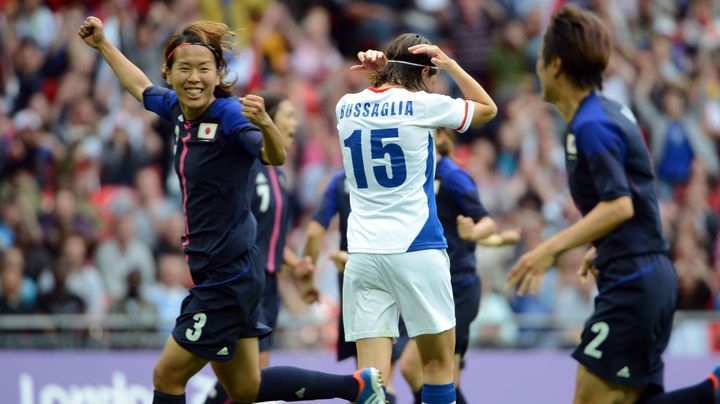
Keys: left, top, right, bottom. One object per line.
{"left": 711, "top": 366, "right": 720, "bottom": 403}
{"left": 353, "top": 367, "right": 387, "bottom": 404}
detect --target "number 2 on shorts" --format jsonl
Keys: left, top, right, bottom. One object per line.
{"left": 185, "top": 312, "right": 207, "bottom": 342}
{"left": 583, "top": 321, "right": 609, "bottom": 359}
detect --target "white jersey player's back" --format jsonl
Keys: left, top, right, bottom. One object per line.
{"left": 336, "top": 86, "right": 474, "bottom": 253}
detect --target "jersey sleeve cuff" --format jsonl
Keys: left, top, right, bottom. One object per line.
{"left": 455, "top": 100, "right": 475, "bottom": 133}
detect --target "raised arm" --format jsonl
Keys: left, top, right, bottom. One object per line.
{"left": 409, "top": 44, "right": 498, "bottom": 126}
{"left": 240, "top": 94, "right": 286, "bottom": 165}
{"left": 78, "top": 17, "right": 152, "bottom": 102}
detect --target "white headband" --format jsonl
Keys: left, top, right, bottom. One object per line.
{"left": 386, "top": 59, "right": 439, "bottom": 70}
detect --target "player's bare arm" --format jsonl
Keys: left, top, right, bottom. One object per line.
{"left": 409, "top": 44, "right": 497, "bottom": 126}
{"left": 457, "top": 215, "right": 497, "bottom": 242}
{"left": 477, "top": 229, "right": 522, "bottom": 247}
{"left": 240, "top": 94, "right": 286, "bottom": 165}
{"left": 78, "top": 16, "right": 152, "bottom": 102}
{"left": 507, "top": 195, "right": 633, "bottom": 295}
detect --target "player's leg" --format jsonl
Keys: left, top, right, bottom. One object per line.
{"left": 403, "top": 349, "right": 465, "bottom": 404}
{"left": 206, "top": 273, "right": 279, "bottom": 404}
{"left": 212, "top": 336, "right": 385, "bottom": 403}
{"left": 637, "top": 370, "right": 717, "bottom": 403}
{"left": 153, "top": 336, "right": 208, "bottom": 403}
{"left": 574, "top": 364, "right": 643, "bottom": 404}
{"left": 400, "top": 340, "right": 424, "bottom": 403}
{"left": 384, "top": 321, "right": 410, "bottom": 404}
{"left": 451, "top": 275, "right": 481, "bottom": 404}
{"left": 415, "top": 328, "right": 457, "bottom": 403}
{"left": 632, "top": 262, "right": 718, "bottom": 403}
{"left": 161, "top": 257, "right": 261, "bottom": 404}
{"left": 343, "top": 252, "right": 400, "bottom": 401}
{"left": 572, "top": 254, "right": 681, "bottom": 404}
{"left": 452, "top": 354, "right": 465, "bottom": 404}
{"left": 210, "top": 337, "right": 262, "bottom": 402}
{"left": 387, "top": 249, "right": 457, "bottom": 404}
{"left": 356, "top": 337, "right": 394, "bottom": 393}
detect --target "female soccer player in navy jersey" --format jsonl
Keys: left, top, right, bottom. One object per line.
{"left": 508, "top": 6, "right": 719, "bottom": 404}
{"left": 338, "top": 33, "right": 497, "bottom": 404}
{"left": 79, "top": 16, "right": 384, "bottom": 404}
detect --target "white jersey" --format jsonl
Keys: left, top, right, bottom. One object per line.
{"left": 336, "top": 86, "right": 475, "bottom": 253}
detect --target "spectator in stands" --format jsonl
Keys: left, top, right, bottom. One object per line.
{"left": 634, "top": 55, "right": 719, "bottom": 197}
{"left": 132, "top": 166, "right": 176, "bottom": 249}
{"left": 0, "top": 247, "right": 37, "bottom": 314}
{"left": 147, "top": 254, "right": 188, "bottom": 334}
{"left": 110, "top": 269, "right": 156, "bottom": 319}
{"left": 36, "top": 257, "right": 85, "bottom": 315}
{"left": 39, "top": 188, "right": 97, "bottom": 255}
{"left": 38, "top": 235, "right": 106, "bottom": 315}
{"left": 95, "top": 212, "right": 156, "bottom": 303}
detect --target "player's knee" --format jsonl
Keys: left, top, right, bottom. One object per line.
{"left": 400, "top": 357, "right": 415, "bottom": 379}
{"left": 224, "top": 370, "right": 260, "bottom": 403}
{"left": 574, "top": 382, "right": 631, "bottom": 404}
{"left": 153, "top": 364, "right": 181, "bottom": 393}
{"left": 400, "top": 357, "right": 421, "bottom": 386}
{"left": 421, "top": 357, "right": 454, "bottom": 375}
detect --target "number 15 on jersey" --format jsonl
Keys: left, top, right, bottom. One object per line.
{"left": 343, "top": 128, "right": 407, "bottom": 189}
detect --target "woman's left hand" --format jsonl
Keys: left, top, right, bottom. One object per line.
{"left": 408, "top": 44, "right": 453, "bottom": 70}
{"left": 240, "top": 94, "right": 272, "bottom": 128}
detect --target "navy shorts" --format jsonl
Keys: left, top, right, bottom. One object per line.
{"left": 336, "top": 273, "right": 409, "bottom": 362}
{"left": 453, "top": 274, "right": 481, "bottom": 358}
{"left": 172, "top": 247, "right": 272, "bottom": 362}
{"left": 571, "top": 253, "right": 677, "bottom": 390}
{"left": 259, "top": 273, "right": 280, "bottom": 352}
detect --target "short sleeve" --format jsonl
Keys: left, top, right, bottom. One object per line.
{"left": 229, "top": 127, "right": 263, "bottom": 158}
{"left": 444, "top": 171, "right": 488, "bottom": 221}
{"left": 312, "top": 173, "right": 343, "bottom": 228}
{"left": 421, "top": 93, "right": 475, "bottom": 133}
{"left": 576, "top": 120, "right": 630, "bottom": 201}
{"left": 142, "top": 86, "right": 177, "bottom": 122}
{"left": 218, "top": 99, "right": 263, "bottom": 158}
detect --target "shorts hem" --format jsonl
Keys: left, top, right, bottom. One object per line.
{"left": 406, "top": 322, "right": 456, "bottom": 338}
{"left": 171, "top": 334, "right": 234, "bottom": 362}
{"left": 571, "top": 351, "right": 652, "bottom": 389}
{"left": 345, "top": 331, "right": 399, "bottom": 342}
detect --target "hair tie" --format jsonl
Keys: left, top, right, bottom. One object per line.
{"left": 386, "top": 59, "right": 439, "bottom": 70}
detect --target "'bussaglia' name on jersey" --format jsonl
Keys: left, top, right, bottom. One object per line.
{"left": 338, "top": 100, "right": 414, "bottom": 120}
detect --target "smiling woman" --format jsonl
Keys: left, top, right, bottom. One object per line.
{"left": 161, "top": 21, "right": 232, "bottom": 120}
{"left": 78, "top": 16, "right": 385, "bottom": 404}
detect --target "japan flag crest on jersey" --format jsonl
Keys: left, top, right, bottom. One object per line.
{"left": 198, "top": 123, "right": 218, "bottom": 141}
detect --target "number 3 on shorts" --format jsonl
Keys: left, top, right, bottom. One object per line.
{"left": 583, "top": 321, "right": 609, "bottom": 359}
{"left": 185, "top": 312, "right": 207, "bottom": 342}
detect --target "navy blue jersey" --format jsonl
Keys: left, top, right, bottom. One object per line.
{"left": 312, "top": 171, "right": 351, "bottom": 251}
{"left": 566, "top": 93, "right": 668, "bottom": 268}
{"left": 248, "top": 162, "right": 290, "bottom": 273}
{"left": 143, "top": 86, "right": 263, "bottom": 271}
{"left": 435, "top": 157, "right": 488, "bottom": 284}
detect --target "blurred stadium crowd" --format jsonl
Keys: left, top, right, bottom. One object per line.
{"left": 1, "top": 0, "right": 720, "bottom": 352}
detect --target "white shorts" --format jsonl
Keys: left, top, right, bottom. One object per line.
{"left": 342, "top": 249, "right": 455, "bottom": 341}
